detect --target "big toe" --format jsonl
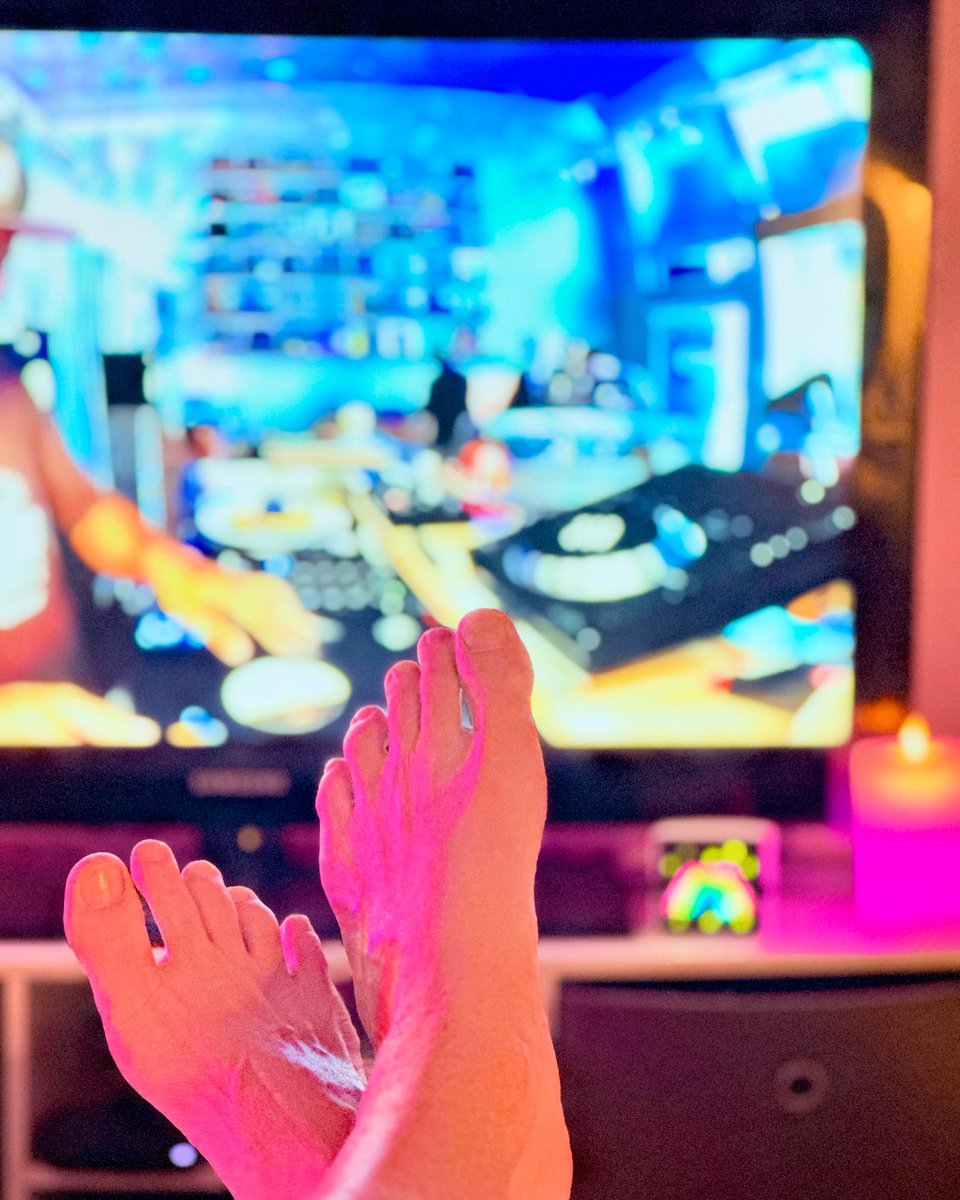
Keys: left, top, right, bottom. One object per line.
{"left": 64, "top": 853, "right": 156, "bottom": 999}
{"left": 454, "top": 609, "right": 535, "bottom": 739}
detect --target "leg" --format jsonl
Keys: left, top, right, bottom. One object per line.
{"left": 316, "top": 608, "right": 572, "bottom": 1199}
{"left": 64, "top": 843, "right": 364, "bottom": 1200}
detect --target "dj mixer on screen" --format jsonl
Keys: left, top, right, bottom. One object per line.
{"left": 0, "top": 33, "right": 869, "bottom": 750}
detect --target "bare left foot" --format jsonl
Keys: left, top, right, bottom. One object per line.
{"left": 64, "top": 841, "right": 364, "bottom": 1200}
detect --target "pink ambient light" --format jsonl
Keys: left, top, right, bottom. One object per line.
{"left": 850, "top": 714, "right": 960, "bottom": 929}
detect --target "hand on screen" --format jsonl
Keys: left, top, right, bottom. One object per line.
{"left": 69, "top": 495, "right": 322, "bottom": 666}
{"left": 0, "top": 683, "right": 162, "bottom": 747}
{"left": 151, "top": 562, "right": 324, "bottom": 667}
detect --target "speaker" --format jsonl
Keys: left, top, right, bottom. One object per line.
{"left": 558, "top": 976, "right": 960, "bottom": 1200}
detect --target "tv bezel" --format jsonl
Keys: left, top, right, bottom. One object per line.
{"left": 0, "top": 1, "right": 925, "bottom": 826}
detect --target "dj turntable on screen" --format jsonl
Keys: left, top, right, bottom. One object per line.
{"left": 0, "top": 145, "right": 322, "bottom": 747}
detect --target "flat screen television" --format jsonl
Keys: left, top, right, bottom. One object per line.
{"left": 0, "top": 14, "right": 923, "bottom": 823}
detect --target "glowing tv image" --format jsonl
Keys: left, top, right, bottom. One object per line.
{"left": 0, "top": 33, "right": 870, "bottom": 750}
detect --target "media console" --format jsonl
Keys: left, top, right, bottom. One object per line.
{"left": 7, "top": 822, "right": 960, "bottom": 1199}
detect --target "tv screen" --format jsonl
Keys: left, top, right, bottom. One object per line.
{"left": 0, "top": 33, "right": 870, "bottom": 768}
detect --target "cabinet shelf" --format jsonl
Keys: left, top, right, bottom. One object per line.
{"left": 27, "top": 1160, "right": 227, "bottom": 1193}
{"left": 4, "top": 861, "right": 959, "bottom": 1200}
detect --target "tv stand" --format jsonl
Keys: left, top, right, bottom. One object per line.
{"left": 6, "top": 850, "right": 960, "bottom": 1200}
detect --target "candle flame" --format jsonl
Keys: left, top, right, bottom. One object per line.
{"left": 898, "top": 712, "right": 931, "bottom": 763}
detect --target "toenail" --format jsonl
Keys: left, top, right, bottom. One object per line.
{"left": 349, "top": 706, "right": 381, "bottom": 727}
{"left": 461, "top": 609, "right": 508, "bottom": 651}
{"left": 189, "top": 860, "right": 223, "bottom": 882}
{"left": 80, "top": 861, "right": 124, "bottom": 908}
{"left": 137, "top": 841, "right": 168, "bottom": 863}
{"left": 420, "top": 626, "right": 449, "bottom": 644}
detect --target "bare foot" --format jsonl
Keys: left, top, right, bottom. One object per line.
{"left": 316, "top": 608, "right": 571, "bottom": 1199}
{"left": 64, "top": 840, "right": 364, "bottom": 1200}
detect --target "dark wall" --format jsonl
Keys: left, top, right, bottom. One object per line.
{"left": 0, "top": 0, "right": 927, "bottom": 36}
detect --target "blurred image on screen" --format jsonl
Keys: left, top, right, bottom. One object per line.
{"left": 0, "top": 33, "right": 869, "bottom": 750}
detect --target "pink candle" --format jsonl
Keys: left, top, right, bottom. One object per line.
{"left": 850, "top": 715, "right": 960, "bottom": 928}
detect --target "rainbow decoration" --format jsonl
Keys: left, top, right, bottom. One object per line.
{"left": 659, "top": 859, "right": 758, "bottom": 934}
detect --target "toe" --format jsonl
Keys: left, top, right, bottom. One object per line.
{"left": 343, "top": 706, "right": 388, "bottom": 805}
{"left": 316, "top": 759, "right": 360, "bottom": 915}
{"left": 228, "top": 885, "right": 284, "bottom": 970}
{"left": 64, "top": 853, "right": 156, "bottom": 1001}
{"left": 417, "top": 627, "right": 466, "bottom": 754}
{"left": 281, "top": 915, "right": 365, "bottom": 1073}
{"left": 129, "top": 840, "right": 205, "bottom": 954}
{"left": 181, "top": 860, "right": 243, "bottom": 948}
{"left": 279, "top": 911, "right": 327, "bottom": 978}
{"left": 384, "top": 659, "right": 420, "bottom": 758}
{"left": 454, "top": 609, "right": 535, "bottom": 743}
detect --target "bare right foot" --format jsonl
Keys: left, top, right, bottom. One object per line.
{"left": 316, "top": 608, "right": 571, "bottom": 1199}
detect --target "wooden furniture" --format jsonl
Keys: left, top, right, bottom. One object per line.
{"left": 8, "top": 894, "right": 960, "bottom": 1197}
